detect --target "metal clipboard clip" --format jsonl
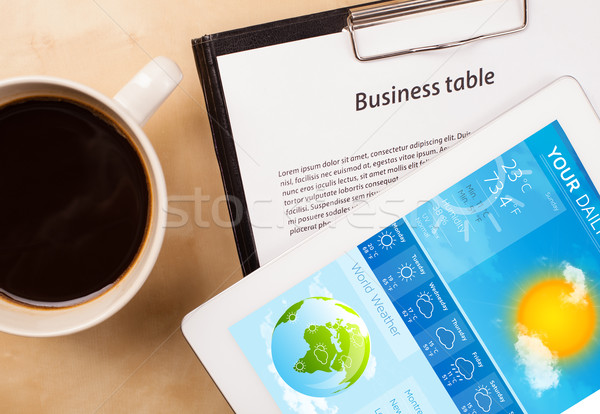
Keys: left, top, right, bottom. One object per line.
{"left": 347, "top": 0, "right": 528, "bottom": 61}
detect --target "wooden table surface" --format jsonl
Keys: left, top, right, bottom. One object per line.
{"left": 0, "top": 1, "right": 356, "bottom": 412}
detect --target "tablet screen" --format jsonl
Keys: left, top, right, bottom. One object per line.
{"left": 230, "top": 120, "right": 600, "bottom": 413}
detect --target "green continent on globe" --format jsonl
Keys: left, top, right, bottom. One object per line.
{"left": 275, "top": 299, "right": 305, "bottom": 328}
{"left": 293, "top": 316, "right": 368, "bottom": 390}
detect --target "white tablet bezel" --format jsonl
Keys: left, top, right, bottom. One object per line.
{"left": 183, "top": 77, "right": 600, "bottom": 413}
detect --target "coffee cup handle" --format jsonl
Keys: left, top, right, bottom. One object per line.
{"left": 113, "top": 56, "right": 183, "bottom": 127}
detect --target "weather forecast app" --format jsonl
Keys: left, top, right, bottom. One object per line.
{"left": 230, "top": 121, "right": 600, "bottom": 414}
{"left": 359, "top": 220, "right": 520, "bottom": 414}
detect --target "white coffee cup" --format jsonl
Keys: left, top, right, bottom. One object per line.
{"left": 0, "top": 57, "right": 182, "bottom": 337}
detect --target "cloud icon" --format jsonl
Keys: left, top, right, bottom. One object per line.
{"left": 514, "top": 329, "right": 560, "bottom": 396}
{"left": 416, "top": 293, "right": 434, "bottom": 319}
{"left": 436, "top": 327, "right": 456, "bottom": 350}
{"left": 455, "top": 357, "right": 475, "bottom": 380}
{"left": 474, "top": 386, "right": 492, "bottom": 412}
{"left": 562, "top": 263, "right": 588, "bottom": 304}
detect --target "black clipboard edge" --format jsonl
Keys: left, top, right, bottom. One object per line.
{"left": 194, "top": 7, "right": 352, "bottom": 57}
{"left": 192, "top": 2, "right": 382, "bottom": 275}
{"left": 192, "top": 36, "right": 259, "bottom": 276}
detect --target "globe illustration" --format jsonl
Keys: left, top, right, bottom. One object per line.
{"left": 271, "top": 297, "right": 370, "bottom": 397}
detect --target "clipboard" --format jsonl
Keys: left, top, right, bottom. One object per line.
{"left": 191, "top": 0, "right": 545, "bottom": 275}
{"left": 193, "top": 4, "right": 360, "bottom": 275}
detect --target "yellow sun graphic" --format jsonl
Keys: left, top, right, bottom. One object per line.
{"left": 517, "top": 278, "right": 596, "bottom": 358}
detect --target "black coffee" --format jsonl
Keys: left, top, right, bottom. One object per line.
{"left": 0, "top": 98, "right": 149, "bottom": 305}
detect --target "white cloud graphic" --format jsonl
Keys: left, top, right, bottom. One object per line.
{"left": 260, "top": 314, "right": 274, "bottom": 359}
{"left": 364, "top": 356, "right": 377, "bottom": 380}
{"left": 308, "top": 272, "right": 333, "bottom": 298}
{"left": 278, "top": 374, "right": 339, "bottom": 414}
{"left": 562, "top": 263, "right": 588, "bottom": 305}
{"left": 514, "top": 329, "right": 560, "bottom": 397}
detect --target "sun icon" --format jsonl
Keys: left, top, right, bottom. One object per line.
{"left": 286, "top": 312, "right": 297, "bottom": 323}
{"left": 398, "top": 263, "right": 416, "bottom": 281}
{"left": 516, "top": 277, "right": 596, "bottom": 358}
{"left": 294, "top": 360, "right": 306, "bottom": 373}
{"left": 377, "top": 231, "right": 396, "bottom": 250}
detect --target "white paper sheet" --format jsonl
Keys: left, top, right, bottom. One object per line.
{"left": 217, "top": 0, "right": 600, "bottom": 265}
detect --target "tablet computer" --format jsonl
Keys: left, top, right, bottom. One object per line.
{"left": 183, "top": 77, "right": 600, "bottom": 413}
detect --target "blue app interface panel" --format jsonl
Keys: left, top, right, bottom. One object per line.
{"left": 230, "top": 121, "right": 600, "bottom": 414}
